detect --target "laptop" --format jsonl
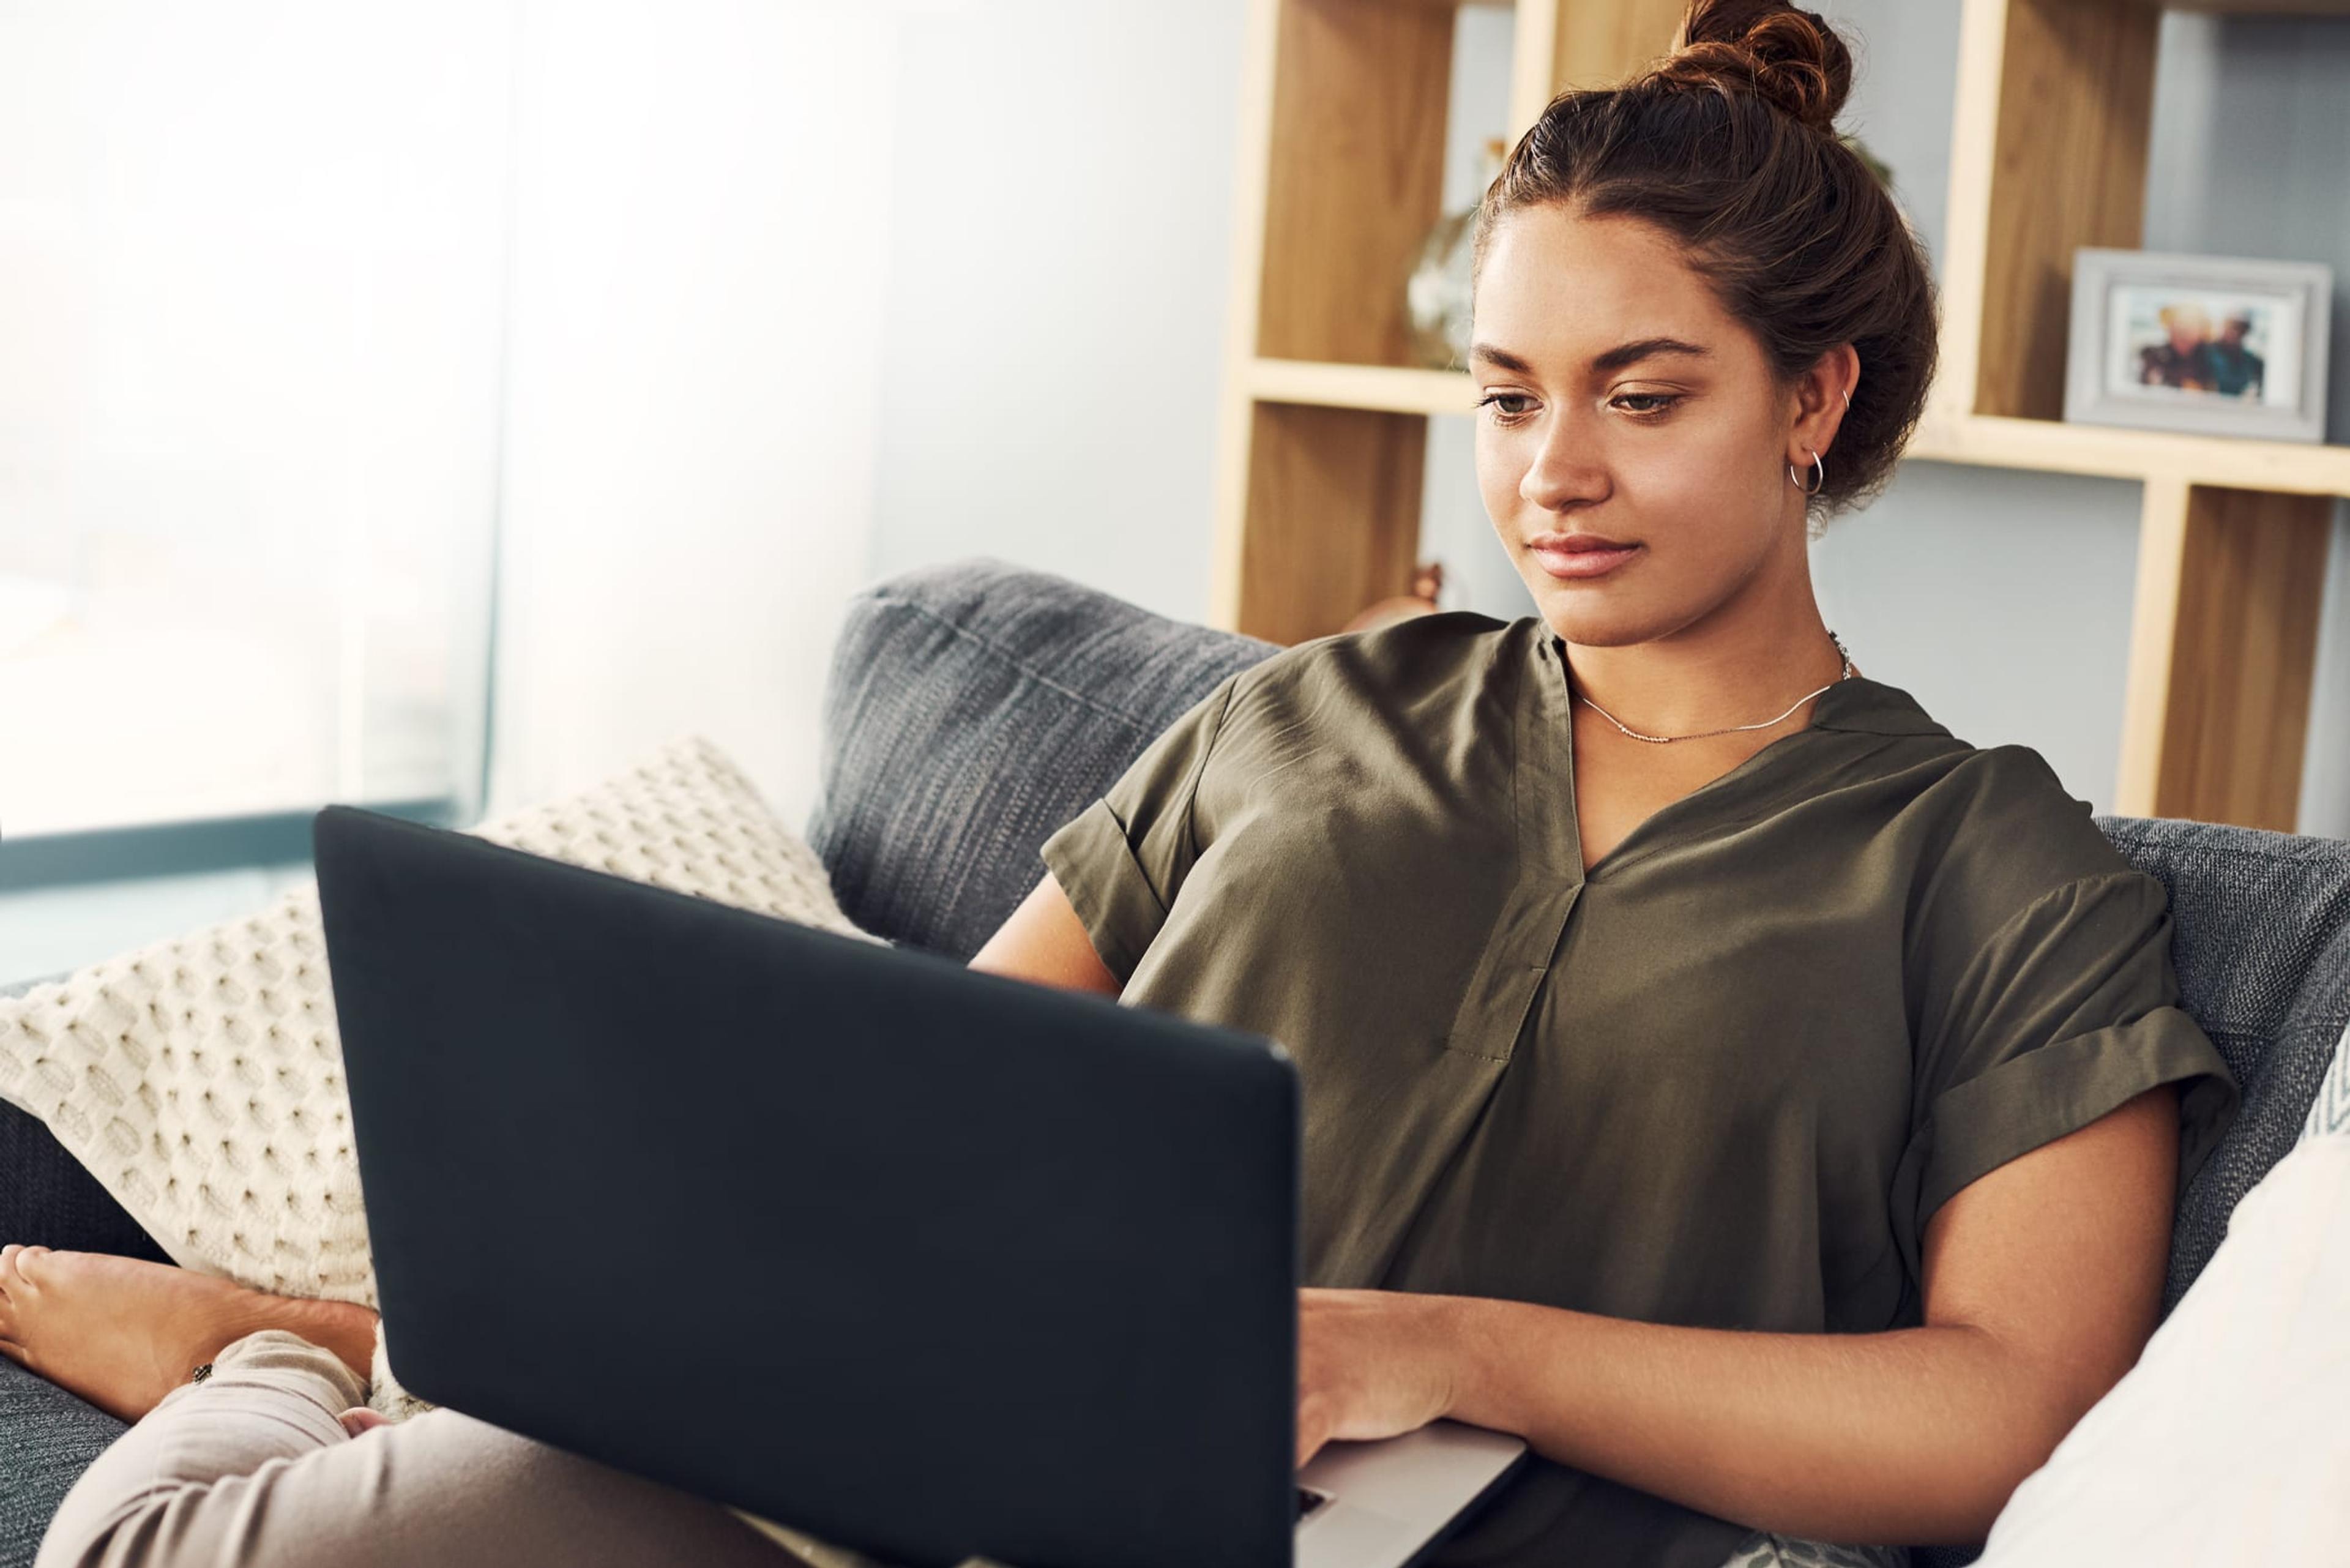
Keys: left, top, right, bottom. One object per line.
{"left": 311, "top": 805, "right": 1526, "bottom": 1568}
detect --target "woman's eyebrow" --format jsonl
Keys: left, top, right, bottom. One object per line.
{"left": 1589, "top": 336, "right": 1711, "bottom": 373}
{"left": 1469, "top": 338, "right": 1712, "bottom": 376}
{"left": 1469, "top": 343, "right": 1539, "bottom": 374}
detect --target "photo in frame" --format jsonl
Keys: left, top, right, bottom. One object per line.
{"left": 2064, "top": 248, "right": 2333, "bottom": 444}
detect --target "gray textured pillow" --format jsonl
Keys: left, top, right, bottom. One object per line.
{"left": 0, "top": 1359, "right": 124, "bottom": 1568}
{"left": 2090, "top": 818, "right": 2350, "bottom": 1313}
{"left": 807, "top": 556, "right": 1276, "bottom": 960}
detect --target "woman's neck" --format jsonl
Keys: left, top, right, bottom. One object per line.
{"left": 1557, "top": 579, "right": 1852, "bottom": 741}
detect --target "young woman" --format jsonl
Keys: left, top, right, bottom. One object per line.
{"left": 987, "top": 4, "right": 2236, "bottom": 1562}
{"left": 2, "top": 4, "right": 2237, "bottom": 1567}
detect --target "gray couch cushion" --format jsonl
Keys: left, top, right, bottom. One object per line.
{"left": 0, "top": 1361, "right": 122, "bottom": 1568}
{"left": 2087, "top": 817, "right": 2350, "bottom": 1314}
{"left": 0, "top": 971, "right": 170, "bottom": 1268}
{"left": 0, "top": 1104, "right": 170, "bottom": 1265}
{"left": 807, "top": 556, "right": 1277, "bottom": 960}
{"left": 0, "top": 987, "right": 168, "bottom": 1568}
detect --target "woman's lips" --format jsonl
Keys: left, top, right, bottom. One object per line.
{"left": 1531, "top": 543, "right": 1641, "bottom": 580}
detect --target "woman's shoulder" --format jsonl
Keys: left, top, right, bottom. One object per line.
{"left": 1892, "top": 733, "right": 2160, "bottom": 950}
{"left": 1832, "top": 680, "right": 2112, "bottom": 866}
{"left": 1228, "top": 609, "right": 1528, "bottom": 711}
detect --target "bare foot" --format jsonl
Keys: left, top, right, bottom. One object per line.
{"left": 0, "top": 1244, "right": 379, "bottom": 1423}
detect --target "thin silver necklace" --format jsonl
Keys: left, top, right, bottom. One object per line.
{"left": 1576, "top": 630, "right": 1855, "bottom": 744}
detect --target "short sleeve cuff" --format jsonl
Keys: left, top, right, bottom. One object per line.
{"left": 1915, "top": 1004, "right": 2240, "bottom": 1238}
{"left": 1038, "top": 796, "right": 1168, "bottom": 990}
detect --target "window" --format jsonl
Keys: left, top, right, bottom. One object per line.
{"left": 0, "top": 3, "right": 510, "bottom": 868}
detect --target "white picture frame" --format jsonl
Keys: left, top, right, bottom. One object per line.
{"left": 2064, "top": 248, "right": 2333, "bottom": 444}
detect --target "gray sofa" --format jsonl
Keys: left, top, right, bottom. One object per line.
{"left": 3, "top": 556, "right": 2346, "bottom": 1567}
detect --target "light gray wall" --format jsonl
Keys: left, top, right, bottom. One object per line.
{"left": 488, "top": 0, "right": 900, "bottom": 831}
{"left": 867, "top": 0, "right": 2349, "bottom": 832}
{"left": 867, "top": 2, "right": 1245, "bottom": 622}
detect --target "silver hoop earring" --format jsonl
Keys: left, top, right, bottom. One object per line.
{"left": 1788, "top": 448, "right": 1825, "bottom": 496}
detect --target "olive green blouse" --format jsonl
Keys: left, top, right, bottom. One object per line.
{"left": 1037, "top": 610, "right": 2238, "bottom": 1568}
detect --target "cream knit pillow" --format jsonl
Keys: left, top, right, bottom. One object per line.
{"left": 2303, "top": 1019, "right": 2348, "bottom": 1143}
{"left": 0, "top": 735, "right": 882, "bottom": 1417}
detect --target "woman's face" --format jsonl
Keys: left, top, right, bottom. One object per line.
{"left": 1471, "top": 203, "right": 1818, "bottom": 648}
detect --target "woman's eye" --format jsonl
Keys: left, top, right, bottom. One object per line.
{"left": 1612, "top": 392, "right": 1681, "bottom": 417}
{"left": 1476, "top": 392, "right": 1535, "bottom": 422}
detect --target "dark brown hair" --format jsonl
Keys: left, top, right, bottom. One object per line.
{"left": 1472, "top": 0, "right": 1938, "bottom": 530}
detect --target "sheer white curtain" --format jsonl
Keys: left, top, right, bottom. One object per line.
{"left": 0, "top": 1, "right": 510, "bottom": 839}
{"left": 482, "top": 0, "right": 898, "bottom": 830}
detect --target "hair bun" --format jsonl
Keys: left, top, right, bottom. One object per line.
{"left": 1654, "top": 0, "right": 1852, "bottom": 133}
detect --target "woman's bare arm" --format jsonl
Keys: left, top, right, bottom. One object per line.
{"left": 967, "top": 871, "right": 1123, "bottom": 999}
{"left": 1300, "top": 1082, "right": 2182, "bottom": 1545}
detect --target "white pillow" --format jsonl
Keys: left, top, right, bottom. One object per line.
{"left": 2303, "top": 1019, "right": 2348, "bottom": 1143}
{"left": 0, "top": 735, "right": 881, "bottom": 1413}
{"left": 1971, "top": 1133, "right": 2350, "bottom": 1566}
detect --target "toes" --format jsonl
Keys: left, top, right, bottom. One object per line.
{"left": 1, "top": 1246, "right": 36, "bottom": 1290}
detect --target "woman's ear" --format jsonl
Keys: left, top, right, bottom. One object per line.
{"left": 1788, "top": 343, "right": 1860, "bottom": 468}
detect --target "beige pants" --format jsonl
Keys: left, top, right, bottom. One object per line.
{"left": 35, "top": 1329, "right": 811, "bottom": 1568}
{"left": 35, "top": 1328, "right": 1907, "bottom": 1568}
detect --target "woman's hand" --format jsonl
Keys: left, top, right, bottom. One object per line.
{"left": 1296, "top": 1287, "right": 1463, "bottom": 1468}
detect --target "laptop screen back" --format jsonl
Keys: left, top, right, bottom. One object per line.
{"left": 313, "top": 806, "right": 1301, "bottom": 1568}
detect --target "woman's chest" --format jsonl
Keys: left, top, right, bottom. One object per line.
{"left": 1133, "top": 753, "right": 1919, "bottom": 1103}
{"left": 1128, "top": 774, "right": 1922, "bottom": 1300}
{"left": 1569, "top": 715, "right": 1813, "bottom": 876}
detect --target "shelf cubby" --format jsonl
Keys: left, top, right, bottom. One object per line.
{"left": 1212, "top": 0, "right": 1684, "bottom": 647}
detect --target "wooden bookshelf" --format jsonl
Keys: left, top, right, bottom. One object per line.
{"left": 1209, "top": 0, "right": 2349, "bottom": 832}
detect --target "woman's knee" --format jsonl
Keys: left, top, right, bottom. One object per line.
{"left": 36, "top": 1486, "right": 233, "bottom": 1568}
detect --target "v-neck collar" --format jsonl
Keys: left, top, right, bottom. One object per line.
{"left": 1524, "top": 621, "right": 1950, "bottom": 737}
{"left": 1519, "top": 620, "right": 1950, "bottom": 884}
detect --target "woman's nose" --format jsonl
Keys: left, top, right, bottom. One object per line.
{"left": 1520, "top": 423, "right": 1609, "bottom": 513}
